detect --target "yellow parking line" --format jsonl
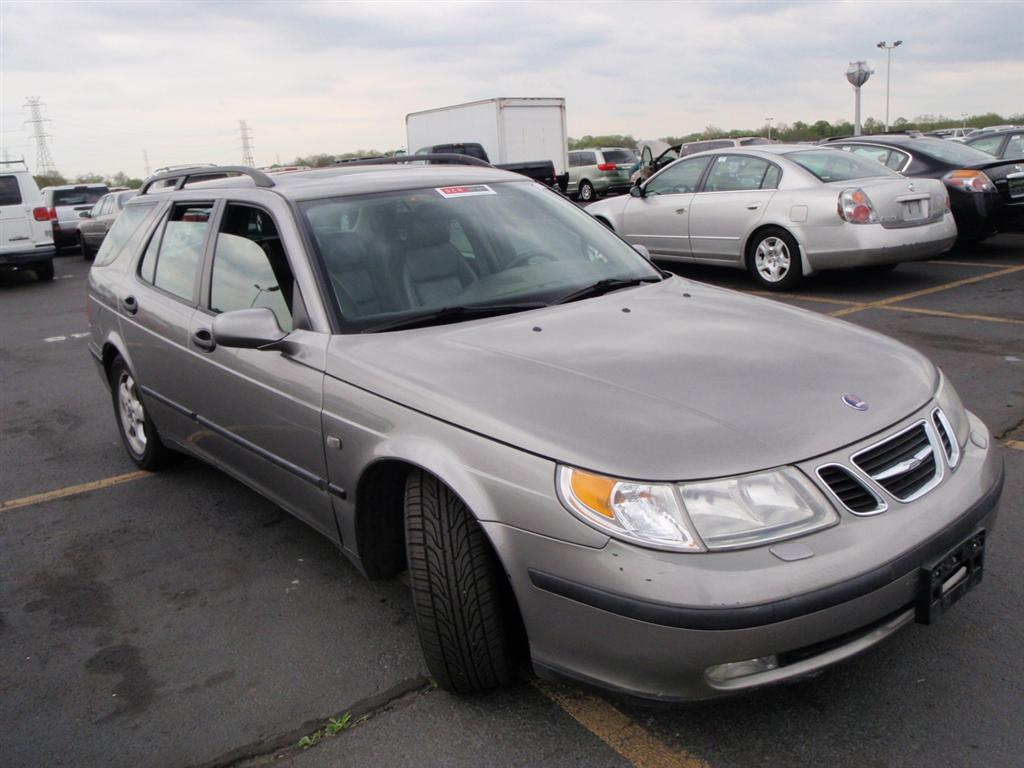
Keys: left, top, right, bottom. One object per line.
{"left": 1004, "top": 440, "right": 1024, "bottom": 451}
{"left": 926, "top": 260, "right": 1009, "bottom": 268}
{"left": 0, "top": 470, "right": 152, "bottom": 512}
{"left": 831, "top": 264, "right": 1024, "bottom": 318}
{"left": 872, "top": 305, "right": 1024, "bottom": 326}
{"left": 748, "top": 291, "right": 864, "bottom": 307}
{"left": 534, "top": 680, "right": 710, "bottom": 768}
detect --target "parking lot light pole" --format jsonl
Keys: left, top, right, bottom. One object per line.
{"left": 961, "top": 112, "right": 968, "bottom": 130}
{"left": 765, "top": 117, "right": 774, "bottom": 142}
{"left": 846, "top": 62, "right": 874, "bottom": 136}
{"left": 876, "top": 40, "right": 903, "bottom": 131}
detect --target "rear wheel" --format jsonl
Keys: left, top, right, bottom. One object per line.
{"left": 405, "top": 469, "right": 518, "bottom": 693}
{"left": 747, "top": 228, "right": 803, "bottom": 291}
{"left": 35, "top": 261, "right": 54, "bottom": 281}
{"left": 79, "top": 233, "right": 95, "bottom": 259}
{"left": 109, "top": 356, "right": 170, "bottom": 470}
{"left": 578, "top": 180, "right": 595, "bottom": 202}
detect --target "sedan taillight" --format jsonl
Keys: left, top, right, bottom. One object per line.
{"left": 597, "top": 162, "right": 617, "bottom": 171}
{"left": 837, "top": 188, "right": 878, "bottom": 224}
{"left": 943, "top": 169, "right": 994, "bottom": 193}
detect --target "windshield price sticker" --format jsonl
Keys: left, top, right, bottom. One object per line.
{"left": 435, "top": 185, "right": 496, "bottom": 198}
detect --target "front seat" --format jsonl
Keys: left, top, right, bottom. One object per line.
{"left": 396, "top": 204, "right": 477, "bottom": 308}
{"left": 317, "top": 232, "right": 390, "bottom": 318}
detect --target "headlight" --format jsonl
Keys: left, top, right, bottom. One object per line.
{"left": 935, "top": 370, "right": 970, "bottom": 449}
{"left": 557, "top": 466, "right": 838, "bottom": 552}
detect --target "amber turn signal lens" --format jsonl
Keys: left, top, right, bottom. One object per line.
{"left": 568, "top": 469, "right": 617, "bottom": 518}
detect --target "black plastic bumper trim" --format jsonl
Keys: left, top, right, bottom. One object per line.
{"left": 529, "top": 463, "right": 1003, "bottom": 631}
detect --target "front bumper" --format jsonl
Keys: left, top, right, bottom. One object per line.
{"left": 0, "top": 244, "right": 56, "bottom": 269}
{"left": 803, "top": 213, "right": 957, "bottom": 271}
{"left": 487, "top": 409, "right": 1003, "bottom": 702}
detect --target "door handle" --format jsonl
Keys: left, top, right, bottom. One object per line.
{"left": 675, "top": 207, "right": 687, "bottom": 214}
{"left": 746, "top": 203, "right": 762, "bottom": 210}
{"left": 192, "top": 328, "right": 216, "bottom": 352}
{"left": 120, "top": 295, "right": 138, "bottom": 315}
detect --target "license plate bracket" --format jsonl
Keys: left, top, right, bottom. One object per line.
{"left": 903, "top": 199, "right": 926, "bottom": 220}
{"left": 915, "top": 530, "right": 985, "bottom": 625}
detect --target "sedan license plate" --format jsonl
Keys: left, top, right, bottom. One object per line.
{"left": 902, "top": 199, "right": 926, "bottom": 221}
{"left": 915, "top": 530, "right": 985, "bottom": 625}
{"left": 1008, "top": 177, "right": 1024, "bottom": 199}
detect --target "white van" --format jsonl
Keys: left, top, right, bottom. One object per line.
{"left": 0, "top": 161, "right": 56, "bottom": 281}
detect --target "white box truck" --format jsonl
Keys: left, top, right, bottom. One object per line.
{"left": 406, "top": 97, "right": 569, "bottom": 191}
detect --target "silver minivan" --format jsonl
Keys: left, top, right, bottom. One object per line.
{"left": 88, "top": 161, "right": 1003, "bottom": 702}
{"left": 567, "top": 147, "right": 636, "bottom": 201}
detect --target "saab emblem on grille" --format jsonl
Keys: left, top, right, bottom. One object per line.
{"left": 842, "top": 394, "right": 869, "bottom": 411}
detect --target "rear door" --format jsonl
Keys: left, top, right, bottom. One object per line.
{"left": 688, "top": 154, "right": 779, "bottom": 263}
{"left": 187, "top": 201, "right": 336, "bottom": 540}
{"left": 118, "top": 199, "right": 214, "bottom": 441}
{"left": 619, "top": 155, "right": 712, "bottom": 260}
{"left": 0, "top": 174, "right": 33, "bottom": 252}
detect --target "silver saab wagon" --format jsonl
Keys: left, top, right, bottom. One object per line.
{"left": 88, "top": 160, "right": 1003, "bottom": 701}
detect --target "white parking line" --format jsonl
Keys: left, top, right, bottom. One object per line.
{"left": 44, "top": 332, "right": 89, "bottom": 343}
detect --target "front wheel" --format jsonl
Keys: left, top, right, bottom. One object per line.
{"left": 747, "top": 228, "right": 803, "bottom": 290}
{"left": 578, "top": 180, "right": 595, "bottom": 202}
{"left": 109, "top": 357, "right": 170, "bottom": 470}
{"left": 35, "top": 261, "right": 54, "bottom": 281}
{"left": 405, "top": 470, "right": 518, "bottom": 693}
{"left": 79, "top": 234, "right": 95, "bottom": 260}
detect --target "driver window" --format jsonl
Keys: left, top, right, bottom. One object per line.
{"left": 209, "top": 204, "right": 295, "bottom": 331}
{"left": 645, "top": 156, "right": 711, "bottom": 196}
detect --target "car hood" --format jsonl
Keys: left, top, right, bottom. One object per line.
{"left": 325, "top": 278, "right": 937, "bottom": 480}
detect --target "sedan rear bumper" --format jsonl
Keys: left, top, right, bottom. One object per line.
{"left": 803, "top": 214, "right": 957, "bottom": 271}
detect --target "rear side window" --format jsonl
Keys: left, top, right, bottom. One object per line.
{"left": 138, "top": 203, "right": 213, "bottom": 301}
{"left": 94, "top": 203, "right": 158, "bottom": 267}
{"left": 53, "top": 187, "right": 108, "bottom": 206}
{"left": 704, "top": 155, "right": 774, "bottom": 192}
{"left": 209, "top": 204, "right": 294, "bottom": 331}
{"left": 1005, "top": 134, "right": 1024, "bottom": 159}
{"left": 788, "top": 150, "right": 899, "bottom": 182}
{"left": 968, "top": 135, "right": 1003, "bottom": 156}
{"left": 0, "top": 175, "right": 22, "bottom": 206}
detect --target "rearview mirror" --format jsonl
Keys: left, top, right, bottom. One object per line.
{"left": 633, "top": 244, "right": 652, "bottom": 261}
{"left": 212, "top": 308, "right": 287, "bottom": 350}
{"left": 630, "top": 184, "right": 644, "bottom": 198}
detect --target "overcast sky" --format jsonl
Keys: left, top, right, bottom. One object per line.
{"left": 1, "top": 0, "right": 1021, "bottom": 178}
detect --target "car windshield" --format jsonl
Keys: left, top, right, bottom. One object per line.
{"left": 787, "top": 150, "right": 900, "bottom": 182}
{"left": 913, "top": 138, "right": 1000, "bottom": 165}
{"left": 53, "top": 187, "right": 107, "bottom": 206}
{"left": 300, "top": 181, "right": 661, "bottom": 332}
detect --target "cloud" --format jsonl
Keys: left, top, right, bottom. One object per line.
{"left": 1, "top": 0, "right": 1020, "bottom": 177}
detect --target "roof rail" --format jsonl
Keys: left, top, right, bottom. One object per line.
{"left": 0, "top": 158, "right": 29, "bottom": 167}
{"left": 139, "top": 165, "right": 275, "bottom": 196}
{"left": 332, "top": 153, "right": 492, "bottom": 169}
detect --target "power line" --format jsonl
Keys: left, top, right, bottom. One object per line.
{"left": 239, "top": 120, "right": 254, "bottom": 167}
{"left": 23, "top": 96, "right": 57, "bottom": 174}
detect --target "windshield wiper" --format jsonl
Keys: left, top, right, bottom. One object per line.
{"left": 361, "top": 302, "right": 547, "bottom": 333}
{"left": 550, "top": 275, "right": 662, "bottom": 306}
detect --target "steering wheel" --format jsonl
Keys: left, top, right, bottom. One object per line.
{"left": 506, "top": 250, "right": 557, "bottom": 269}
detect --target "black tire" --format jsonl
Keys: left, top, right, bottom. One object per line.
{"left": 578, "top": 180, "right": 595, "bottom": 202}
{"left": 405, "top": 469, "right": 518, "bottom": 693}
{"left": 79, "top": 234, "right": 95, "bottom": 260}
{"left": 35, "top": 261, "right": 54, "bottom": 281}
{"left": 109, "top": 356, "right": 171, "bottom": 470}
{"left": 857, "top": 263, "right": 899, "bottom": 274}
{"left": 746, "top": 227, "right": 803, "bottom": 291}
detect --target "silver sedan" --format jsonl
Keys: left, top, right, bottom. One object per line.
{"left": 586, "top": 145, "right": 958, "bottom": 290}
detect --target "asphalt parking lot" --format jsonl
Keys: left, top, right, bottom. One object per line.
{"left": 2, "top": 235, "right": 1022, "bottom": 768}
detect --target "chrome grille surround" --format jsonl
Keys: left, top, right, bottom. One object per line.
{"left": 931, "top": 407, "right": 961, "bottom": 469}
{"left": 816, "top": 463, "right": 888, "bottom": 516}
{"left": 851, "top": 419, "right": 945, "bottom": 503}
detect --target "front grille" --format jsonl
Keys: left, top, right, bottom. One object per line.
{"left": 817, "top": 465, "right": 885, "bottom": 514}
{"left": 853, "top": 421, "right": 941, "bottom": 501}
{"left": 932, "top": 408, "right": 960, "bottom": 468}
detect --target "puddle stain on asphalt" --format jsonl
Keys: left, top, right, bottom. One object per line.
{"left": 23, "top": 550, "right": 115, "bottom": 630}
{"left": 85, "top": 643, "right": 159, "bottom": 722}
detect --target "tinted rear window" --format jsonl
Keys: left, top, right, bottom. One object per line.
{"left": 788, "top": 150, "right": 900, "bottom": 182}
{"left": 913, "top": 138, "right": 1000, "bottom": 165}
{"left": 602, "top": 150, "right": 635, "bottom": 164}
{"left": 0, "top": 175, "right": 22, "bottom": 206}
{"left": 53, "top": 187, "right": 108, "bottom": 206}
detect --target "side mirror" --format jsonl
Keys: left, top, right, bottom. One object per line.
{"left": 79, "top": 211, "right": 91, "bottom": 218}
{"left": 633, "top": 244, "right": 652, "bottom": 261}
{"left": 212, "top": 308, "right": 287, "bottom": 350}
{"left": 630, "top": 184, "right": 644, "bottom": 198}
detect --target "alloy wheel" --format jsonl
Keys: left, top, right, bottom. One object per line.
{"left": 754, "top": 237, "right": 791, "bottom": 283}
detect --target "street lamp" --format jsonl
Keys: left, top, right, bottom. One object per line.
{"left": 876, "top": 40, "right": 903, "bottom": 132}
{"left": 765, "top": 117, "right": 774, "bottom": 142}
{"left": 846, "top": 61, "right": 874, "bottom": 136}
{"left": 961, "top": 112, "right": 968, "bottom": 130}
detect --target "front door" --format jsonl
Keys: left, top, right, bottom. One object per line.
{"left": 619, "top": 155, "right": 711, "bottom": 260}
{"left": 187, "top": 202, "right": 336, "bottom": 541}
